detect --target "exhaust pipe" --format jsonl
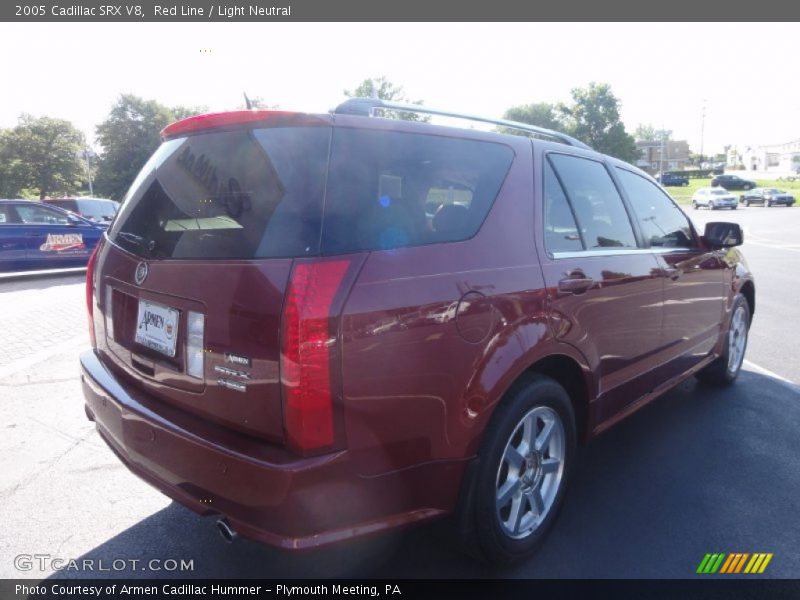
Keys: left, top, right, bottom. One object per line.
{"left": 216, "top": 518, "right": 239, "bottom": 543}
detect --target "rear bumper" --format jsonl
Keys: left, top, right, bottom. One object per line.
{"left": 80, "top": 350, "right": 459, "bottom": 549}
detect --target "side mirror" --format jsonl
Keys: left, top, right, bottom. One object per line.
{"left": 704, "top": 221, "right": 743, "bottom": 248}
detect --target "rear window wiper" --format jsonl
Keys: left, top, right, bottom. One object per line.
{"left": 116, "top": 231, "right": 159, "bottom": 257}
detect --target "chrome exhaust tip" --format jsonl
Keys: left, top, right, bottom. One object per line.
{"left": 216, "top": 518, "right": 238, "bottom": 543}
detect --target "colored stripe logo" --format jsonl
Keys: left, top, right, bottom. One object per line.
{"left": 697, "top": 553, "right": 773, "bottom": 574}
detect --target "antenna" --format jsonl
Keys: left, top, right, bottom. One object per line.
{"left": 243, "top": 92, "right": 253, "bottom": 110}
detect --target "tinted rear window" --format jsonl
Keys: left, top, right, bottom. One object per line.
{"left": 110, "top": 126, "right": 513, "bottom": 259}
{"left": 110, "top": 127, "right": 330, "bottom": 259}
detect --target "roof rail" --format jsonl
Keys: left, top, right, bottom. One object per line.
{"left": 333, "top": 98, "right": 592, "bottom": 150}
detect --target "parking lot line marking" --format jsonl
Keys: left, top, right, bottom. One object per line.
{"left": 0, "top": 334, "right": 87, "bottom": 380}
{"left": 743, "top": 359, "right": 795, "bottom": 386}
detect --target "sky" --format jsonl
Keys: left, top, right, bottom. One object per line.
{"left": 1, "top": 22, "right": 798, "bottom": 155}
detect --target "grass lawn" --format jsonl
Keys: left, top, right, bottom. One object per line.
{"left": 664, "top": 178, "right": 800, "bottom": 206}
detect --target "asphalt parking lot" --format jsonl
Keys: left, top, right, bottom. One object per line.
{"left": 1, "top": 205, "right": 798, "bottom": 580}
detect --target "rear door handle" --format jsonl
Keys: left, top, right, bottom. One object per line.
{"left": 558, "top": 272, "right": 594, "bottom": 294}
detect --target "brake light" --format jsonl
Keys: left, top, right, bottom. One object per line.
{"left": 161, "top": 110, "right": 325, "bottom": 139}
{"left": 85, "top": 238, "right": 104, "bottom": 348}
{"left": 281, "top": 260, "right": 350, "bottom": 454}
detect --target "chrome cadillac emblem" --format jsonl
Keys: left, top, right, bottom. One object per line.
{"left": 134, "top": 262, "right": 148, "bottom": 286}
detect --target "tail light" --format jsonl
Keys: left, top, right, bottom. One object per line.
{"left": 280, "top": 259, "right": 351, "bottom": 455}
{"left": 86, "top": 238, "right": 104, "bottom": 348}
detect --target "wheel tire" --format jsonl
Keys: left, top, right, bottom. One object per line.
{"left": 692, "top": 200, "right": 699, "bottom": 210}
{"left": 467, "top": 375, "right": 576, "bottom": 566}
{"left": 710, "top": 201, "right": 717, "bottom": 210}
{"left": 744, "top": 200, "right": 750, "bottom": 207}
{"left": 696, "top": 294, "right": 750, "bottom": 386}
{"left": 731, "top": 205, "right": 737, "bottom": 210}
{"left": 766, "top": 200, "right": 772, "bottom": 207}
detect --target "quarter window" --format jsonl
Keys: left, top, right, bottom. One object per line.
{"left": 547, "top": 154, "right": 637, "bottom": 250}
{"left": 543, "top": 161, "right": 582, "bottom": 253}
{"left": 616, "top": 168, "right": 695, "bottom": 248}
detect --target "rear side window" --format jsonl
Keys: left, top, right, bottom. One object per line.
{"left": 543, "top": 161, "right": 582, "bottom": 253}
{"left": 548, "top": 154, "right": 637, "bottom": 250}
{"left": 110, "top": 127, "right": 330, "bottom": 259}
{"left": 321, "top": 129, "right": 513, "bottom": 254}
{"left": 615, "top": 169, "right": 695, "bottom": 248}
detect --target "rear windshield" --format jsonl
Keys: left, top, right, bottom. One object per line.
{"left": 75, "top": 199, "right": 119, "bottom": 220}
{"left": 110, "top": 126, "right": 513, "bottom": 259}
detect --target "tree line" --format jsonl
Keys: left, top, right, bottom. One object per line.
{"left": 0, "top": 80, "right": 641, "bottom": 201}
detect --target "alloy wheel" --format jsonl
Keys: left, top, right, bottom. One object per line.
{"left": 495, "top": 406, "right": 565, "bottom": 540}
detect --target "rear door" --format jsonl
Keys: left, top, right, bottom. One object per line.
{"left": 537, "top": 152, "right": 664, "bottom": 427}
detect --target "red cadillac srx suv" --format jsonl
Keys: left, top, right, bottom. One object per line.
{"left": 80, "top": 98, "right": 755, "bottom": 565}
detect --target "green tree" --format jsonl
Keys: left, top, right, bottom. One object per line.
{"left": 94, "top": 94, "right": 206, "bottom": 200}
{"left": 0, "top": 115, "right": 85, "bottom": 199}
{"left": 634, "top": 123, "right": 671, "bottom": 143}
{"left": 344, "top": 76, "right": 429, "bottom": 122}
{"left": 559, "top": 82, "right": 638, "bottom": 162}
{"left": 503, "top": 102, "right": 562, "bottom": 131}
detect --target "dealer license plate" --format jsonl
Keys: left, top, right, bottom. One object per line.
{"left": 135, "top": 300, "right": 179, "bottom": 357}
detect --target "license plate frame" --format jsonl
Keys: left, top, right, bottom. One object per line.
{"left": 134, "top": 299, "right": 180, "bottom": 358}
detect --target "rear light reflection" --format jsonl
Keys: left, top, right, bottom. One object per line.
{"left": 186, "top": 311, "right": 205, "bottom": 379}
{"left": 86, "top": 239, "right": 104, "bottom": 348}
{"left": 104, "top": 285, "right": 114, "bottom": 341}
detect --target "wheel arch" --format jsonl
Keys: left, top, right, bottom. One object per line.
{"left": 739, "top": 279, "right": 755, "bottom": 319}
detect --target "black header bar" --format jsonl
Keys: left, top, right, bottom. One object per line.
{"left": 1, "top": 0, "right": 799, "bottom": 21}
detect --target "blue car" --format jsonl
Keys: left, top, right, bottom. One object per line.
{"left": 655, "top": 173, "right": 689, "bottom": 187}
{"left": 0, "top": 199, "right": 105, "bottom": 272}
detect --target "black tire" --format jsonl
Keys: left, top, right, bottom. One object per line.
{"left": 710, "top": 201, "right": 717, "bottom": 210}
{"left": 731, "top": 206, "right": 737, "bottom": 210}
{"left": 744, "top": 200, "right": 750, "bottom": 207}
{"left": 766, "top": 200, "right": 772, "bottom": 207}
{"left": 466, "top": 375, "right": 576, "bottom": 566}
{"left": 696, "top": 294, "right": 750, "bottom": 386}
{"left": 692, "top": 201, "right": 699, "bottom": 210}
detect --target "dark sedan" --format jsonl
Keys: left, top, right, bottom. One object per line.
{"left": 44, "top": 197, "right": 119, "bottom": 225}
{"left": 711, "top": 174, "right": 756, "bottom": 190}
{"left": 655, "top": 173, "right": 689, "bottom": 187}
{"left": 0, "top": 199, "right": 105, "bottom": 272}
{"left": 739, "top": 188, "right": 796, "bottom": 207}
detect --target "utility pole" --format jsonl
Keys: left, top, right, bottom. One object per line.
{"left": 699, "top": 100, "right": 706, "bottom": 167}
{"left": 659, "top": 127, "right": 666, "bottom": 177}
{"left": 83, "top": 148, "right": 94, "bottom": 196}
